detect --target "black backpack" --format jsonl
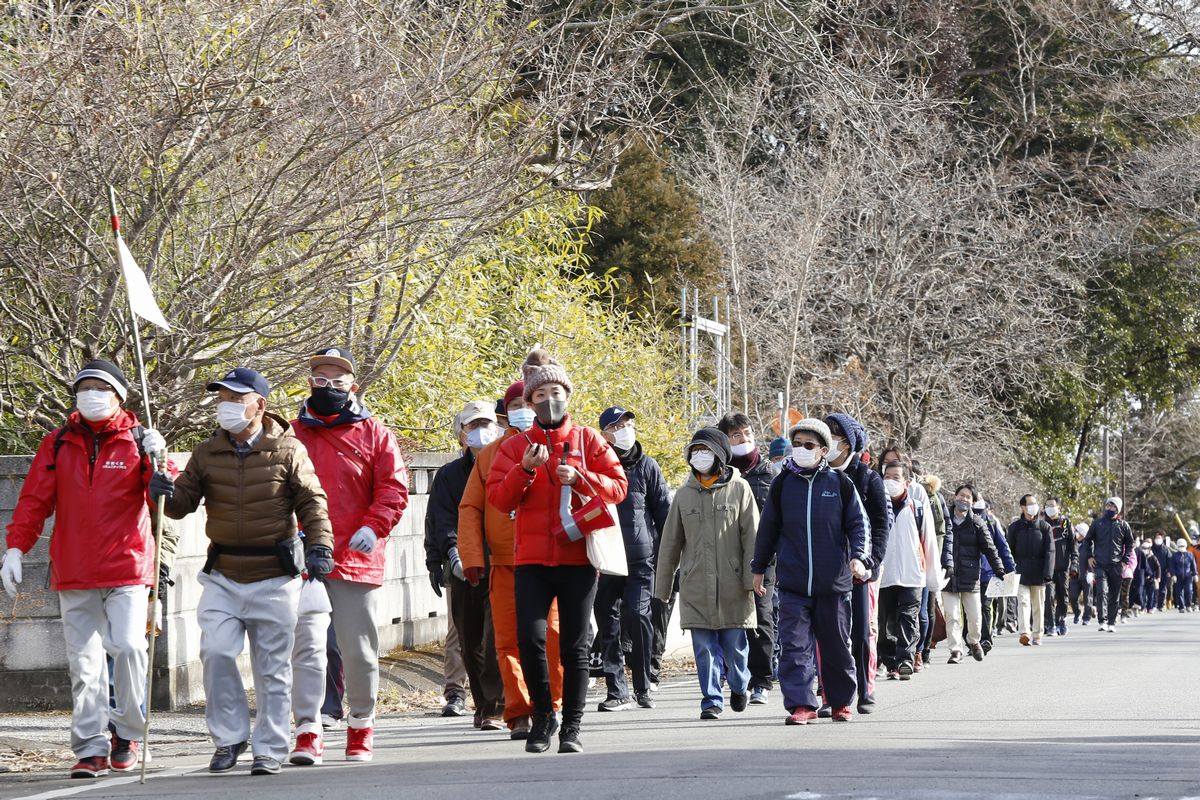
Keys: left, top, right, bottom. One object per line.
{"left": 47, "top": 424, "right": 147, "bottom": 471}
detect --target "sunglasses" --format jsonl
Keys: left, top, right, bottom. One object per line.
{"left": 790, "top": 441, "right": 824, "bottom": 451}
{"left": 312, "top": 376, "right": 352, "bottom": 390}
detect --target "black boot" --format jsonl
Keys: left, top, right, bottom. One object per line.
{"left": 558, "top": 723, "right": 582, "bottom": 754}
{"left": 525, "top": 713, "right": 558, "bottom": 754}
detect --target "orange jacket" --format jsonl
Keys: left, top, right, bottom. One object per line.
{"left": 458, "top": 428, "right": 518, "bottom": 569}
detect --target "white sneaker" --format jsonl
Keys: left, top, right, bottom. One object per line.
{"left": 321, "top": 714, "right": 342, "bottom": 730}
{"left": 1098, "top": 624, "right": 1108, "bottom": 632}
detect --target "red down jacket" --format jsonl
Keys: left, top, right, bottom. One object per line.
{"left": 487, "top": 414, "right": 628, "bottom": 567}
{"left": 5, "top": 409, "right": 161, "bottom": 591}
{"left": 292, "top": 403, "right": 409, "bottom": 586}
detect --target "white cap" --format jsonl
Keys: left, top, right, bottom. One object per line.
{"left": 454, "top": 400, "right": 496, "bottom": 436}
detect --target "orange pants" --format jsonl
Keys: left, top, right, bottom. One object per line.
{"left": 490, "top": 564, "right": 562, "bottom": 724}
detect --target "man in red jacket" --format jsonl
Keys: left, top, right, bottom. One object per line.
{"left": 2, "top": 360, "right": 169, "bottom": 779}
{"left": 288, "top": 348, "right": 409, "bottom": 765}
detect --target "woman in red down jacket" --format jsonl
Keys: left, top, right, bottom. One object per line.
{"left": 487, "top": 349, "right": 627, "bottom": 756}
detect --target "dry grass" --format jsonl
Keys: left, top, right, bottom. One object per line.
{"left": 0, "top": 742, "right": 74, "bottom": 774}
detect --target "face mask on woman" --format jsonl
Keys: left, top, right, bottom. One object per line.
{"left": 76, "top": 390, "right": 115, "bottom": 422}
{"left": 535, "top": 397, "right": 567, "bottom": 426}
{"left": 791, "top": 446, "right": 820, "bottom": 469}
{"left": 508, "top": 407, "right": 535, "bottom": 431}
{"left": 954, "top": 498, "right": 972, "bottom": 513}
{"left": 689, "top": 450, "right": 716, "bottom": 474}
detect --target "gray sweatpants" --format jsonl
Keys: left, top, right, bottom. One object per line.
{"left": 292, "top": 581, "right": 332, "bottom": 735}
{"left": 198, "top": 571, "right": 300, "bottom": 760}
{"left": 325, "top": 578, "right": 381, "bottom": 728}
{"left": 59, "top": 585, "right": 150, "bottom": 758}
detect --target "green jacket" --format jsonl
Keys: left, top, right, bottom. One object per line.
{"left": 654, "top": 468, "right": 759, "bottom": 630}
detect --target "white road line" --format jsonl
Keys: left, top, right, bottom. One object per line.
{"left": 10, "top": 763, "right": 207, "bottom": 800}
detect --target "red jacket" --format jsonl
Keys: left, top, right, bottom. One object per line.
{"left": 6, "top": 409, "right": 158, "bottom": 591}
{"left": 487, "top": 415, "right": 628, "bottom": 567}
{"left": 292, "top": 405, "right": 409, "bottom": 585}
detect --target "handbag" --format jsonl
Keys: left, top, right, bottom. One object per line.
{"left": 931, "top": 602, "right": 947, "bottom": 646}
{"left": 557, "top": 432, "right": 626, "bottom": 576}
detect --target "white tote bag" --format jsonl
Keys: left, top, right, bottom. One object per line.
{"left": 573, "top": 435, "right": 627, "bottom": 577}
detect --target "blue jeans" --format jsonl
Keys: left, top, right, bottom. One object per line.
{"left": 691, "top": 628, "right": 749, "bottom": 711}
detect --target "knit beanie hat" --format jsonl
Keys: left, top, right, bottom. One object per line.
{"left": 522, "top": 349, "right": 572, "bottom": 401}
{"left": 503, "top": 381, "right": 526, "bottom": 409}
{"left": 73, "top": 360, "right": 130, "bottom": 402}
{"left": 824, "top": 412, "right": 867, "bottom": 454}
{"left": 788, "top": 417, "right": 833, "bottom": 449}
{"left": 1107, "top": 496, "right": 1123, "bottom": 513}
{"left": 768, "top": 437, "right": 790, "bottom": 459}
{"left": 684, "top": 427, "right": 732, "bottom": 468}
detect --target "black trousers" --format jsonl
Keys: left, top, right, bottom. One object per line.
{"left": 515, "top": 564, "right": 598, "bottom": 727}
{"left": 849, "top": 579, "right": 874, "bottom": 704}
{"left": 450, "top": 574, "right": 504, "bottom": 719}
{"left": 1095, "top": 563, "right": 1123, "bottom": 624}
{"left": 877, "top": 585, "right": 921, "bottom": 670}
{"left": 1043, "top": 570, "right": 1069, "bottom": 629}
{"left": 592, "top": 558, "right": 654, "bottom": 699}
{"left": 980, "top": 589, "right": 993, "bottom": 644}
{"left": 748, "top": 564, "right": 777, "bottom": 690}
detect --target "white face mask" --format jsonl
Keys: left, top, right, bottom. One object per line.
{"left": 611, "top": 428, "right": 635, "bottom": 451}
{"left": 217, "top": 401, "right": 252, "bottom": 434}
{"left": 1155, "top": 538, "right": 1163, "bottom": 545}
{"left": 883, "top": 479, "right": 905, "bottom": 498}
{"left": 730, "top": 441, "right": 755, "bottom": 458}
{"left": 791, "top": 447, "right": 820, "bottom": 469}
{"left": 689, "top": 450, "right": 716, "bottom": 474}
{"left": 827, "top": 440, "right": 844, "bottom": 463}
{"left": 76, "top": 390, "right": 116, "bottom": 422}
{"left": 507, "top": 407, "right": 535, "bottom": 432}
{"left": 1045, "top": 505, "right": 1059, "bottom": 519}
{"left": 1025, "top": 503, "right": 1041, "bottom": 517}
{"left": 466, "top": 425, "right": 497, "bottom": 449}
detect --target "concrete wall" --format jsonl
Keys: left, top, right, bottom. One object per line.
{"left": 0, "top": 451, "right": 455, "bottom": 711}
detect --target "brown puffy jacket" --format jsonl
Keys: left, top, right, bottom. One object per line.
{"left": 164, "top": 413, "right": 333, "bottom": 583}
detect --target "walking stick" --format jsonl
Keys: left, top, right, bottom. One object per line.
{"left": 107, "top": 186, "right": 167, "bottom": 784}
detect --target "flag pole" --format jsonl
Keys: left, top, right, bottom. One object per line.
{"left": 108, "top": 186, "right": 167, "bottom": 784}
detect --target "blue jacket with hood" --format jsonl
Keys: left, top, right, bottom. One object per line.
{"left": 752, "top": 460, "right": 869, "bottom": 596}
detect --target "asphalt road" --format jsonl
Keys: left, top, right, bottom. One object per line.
{"left": 3, "top": 610, "right": 1200, "bottom": 800}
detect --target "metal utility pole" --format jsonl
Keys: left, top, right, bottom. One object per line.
{"left": 680, "top": 284, "right": 732, "bottom": 425}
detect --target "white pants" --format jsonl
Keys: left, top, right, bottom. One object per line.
{"left": 59, "top": 586, "right": 150, "bottom": 758}
{"left": 292, "top": 582, "right": 332, "bottom": 735}
{"left": 326, "top": 579, "right": 381, "bottom": 729}
{"left": 1018, "top": 583, "right": 1046, "bottom": 638}
{"left": 198, "top": 571, "right": 300, "bottom": 760}
{"left": 941, "top": 590, "right": 981, "bottom": 654}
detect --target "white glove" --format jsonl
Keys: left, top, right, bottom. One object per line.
{"left": 140, "top": 428, "right": 167, "bottom": 460}
{"left": 348, "top": 526, "right": 377, "bottom": 554}
{"left": 1, "top": 548, "right": 23, "bottom": 598}
{"left": 1086, "top": 572, "right": 1095, "bottom": 586}
{"left": 147, "top": 597, "right": 162, "bottom": 635}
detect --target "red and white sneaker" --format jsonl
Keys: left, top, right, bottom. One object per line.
{"left": 70, "top": 756, "right": 109, "bottom": 778}
{"left": 109, "top": 734, "right": 140, "bottom": 772}
{"left": 345, "top": 726, "right": 373, "bottom": 762}
{"left": 831, "top": 706, "right": 854, "bottom": 722}
{"left": 785, "top": 708, "right": 817, "bottom": 726}
{"left": 289, "top": 731, "right": 324, "bottom": 766}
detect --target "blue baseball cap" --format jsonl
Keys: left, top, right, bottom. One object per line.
{"left": 206, "top": 367, "right": 270, "bottom": 397}
{"left": 599, "top": 406, "right": 634, "bottom": 430}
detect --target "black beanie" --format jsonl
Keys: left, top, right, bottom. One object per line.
{"left": 685, "top": 427, "right": 732, "bottom": 468}
{"left": 72, "top": 360, "right": 130, "bottom": 402}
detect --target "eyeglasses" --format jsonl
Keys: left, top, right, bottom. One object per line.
{"left": 606, "top": 420, "right": 634, "bottom": 431}
{"left": 790, "top": 441, "right": 824, "bottom": 451}
{"left": 312, "top": 376, "right": 352, "bottom": 390}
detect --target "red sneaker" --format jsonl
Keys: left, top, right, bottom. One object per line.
{"left": 289, "top": 731, "right": 324, "bottom": 766}
{"left": 345, "top": 726, "right": 374, "bottom": 762}
{"left": 785, "top": 708, "right": 817, "bottom": 725}
{"left": 70, "top": 756, "right": 109, "bottom": 778}
{"left": 832, "top": 706, "right": 853, "bottom": 722}
{"left": 109, "top": 733, "right": 140, "bottom": 772}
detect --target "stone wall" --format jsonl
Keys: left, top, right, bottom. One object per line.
{"left": 0, "top": 451, "right": 455, "bottom": 711}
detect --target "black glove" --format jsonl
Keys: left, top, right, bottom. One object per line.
{"left": 305, "top": 545, "right": 334, "bottom": 582}
{"left": 149, "top": 471, "right": 175, "bottom": 500}
{"left": 428, "top": 564, "right": 444, "bottom": 597}
{"left": 158, "top": 562, "right": 175, "bottom": 588}
{"left": 1043, "top": 575, "right": 1052, "bottom": 584}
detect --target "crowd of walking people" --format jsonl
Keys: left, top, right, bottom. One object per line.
{"left": 2, "top": 347, "right": 1197, "bottom": 777}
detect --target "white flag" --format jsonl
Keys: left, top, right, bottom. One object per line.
{"left": 116, "top": 237, "right": 171, "bottom": 331}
